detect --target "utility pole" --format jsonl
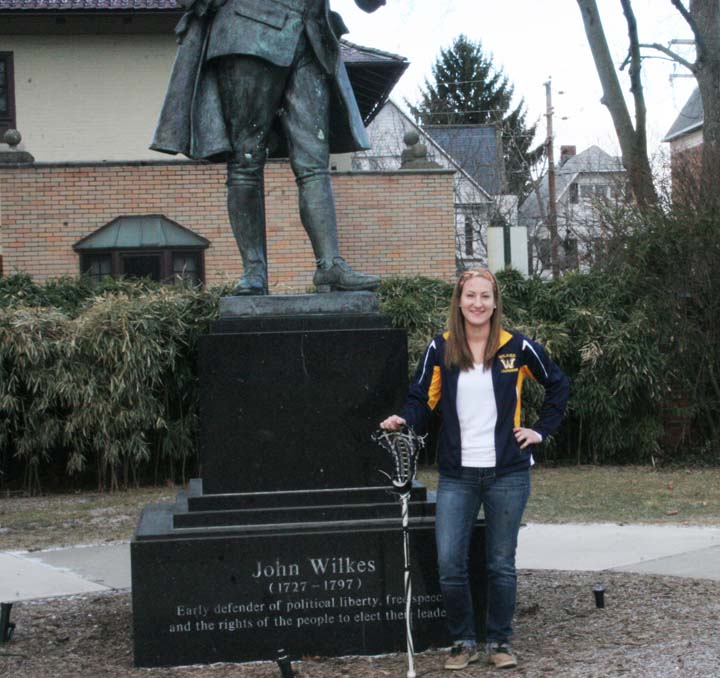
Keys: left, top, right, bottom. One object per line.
{"left": 544, "top": 79, "right": 560, "bottom": 279}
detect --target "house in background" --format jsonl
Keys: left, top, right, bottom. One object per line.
{"left": 518, "top": 145, "right": 627, "bottom": 275}
{"left": 0, "top": 1, "right": 461, "bottom": 290}
{"left": 348, "top": 100, "right": 524, "bottom": 273}
{"left": 663, "top": 87, "right": 703, "bottom": 198}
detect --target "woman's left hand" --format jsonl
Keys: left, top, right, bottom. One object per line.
{"left": 513, "top": 427, "right": 542, "bottom": 449}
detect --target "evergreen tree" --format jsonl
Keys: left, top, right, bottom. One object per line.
{"left": 410, "top": 35, "right": 541, "bottom": 198}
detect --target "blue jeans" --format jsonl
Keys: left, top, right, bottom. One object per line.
{"left": 435, "top": 467, "right": 530, "bottom": 645}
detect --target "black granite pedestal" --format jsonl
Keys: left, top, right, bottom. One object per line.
{"left": 131, "top": 293, "right": 486, "bottom": 667}
{"left": 198, "top": 295, "right": 407, "bottom": 493}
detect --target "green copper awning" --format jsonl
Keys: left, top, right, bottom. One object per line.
{"left": 74, "top": 215, "right": 209, "bottom": 251}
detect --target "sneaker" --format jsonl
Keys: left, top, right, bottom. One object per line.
{"left": 444, "top": 643, "right": 480, "bottom": 670}
{"left": 487, "top": 641, "right": 518, "bottom": 669}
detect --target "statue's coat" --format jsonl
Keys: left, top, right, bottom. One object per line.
{"left": 150, "top": 0, "right": 375, "bottom": 160}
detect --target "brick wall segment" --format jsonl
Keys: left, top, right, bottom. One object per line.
{"left": 0, "top": 161, "right": 456, "bottom": 291}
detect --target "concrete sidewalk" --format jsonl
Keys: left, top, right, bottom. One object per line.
{"left": 1, "top": 523, "right": 719, "bottom": 603}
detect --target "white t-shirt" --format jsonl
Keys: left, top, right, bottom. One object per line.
{"left": 457, "top": 363, "right": 497, "bottom": 467}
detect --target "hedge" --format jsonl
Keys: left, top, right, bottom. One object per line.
{"left": 1, "top": 209, "right": 717, "bottom": 493}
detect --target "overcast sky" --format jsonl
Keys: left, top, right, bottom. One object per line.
{"left": 340, "top": 0, "right": 697, "bottom": 160}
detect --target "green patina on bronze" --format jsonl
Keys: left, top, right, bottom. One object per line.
{"left": 151, "top": 0, "right": 389, "bottom": 295}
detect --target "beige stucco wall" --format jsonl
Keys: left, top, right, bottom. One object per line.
{"left": 4, "top": 33, "right": 179, "bottom": 162}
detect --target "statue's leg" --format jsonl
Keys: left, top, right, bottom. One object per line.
{"left": 225, "top": 165, "right": 266, "bottom": 295}
{"left": 281, "top": 50, "right": 380, "bottom": 292}
{"left": 214, "top": 55, "right": 289, "bottom": 295}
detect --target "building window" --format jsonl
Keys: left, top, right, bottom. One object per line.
{"left": 569, "top": 182, "right": 579, "bottom": 204}
{"left": 80, "top": 250, "right": 205, "bottom": 285}
{"left": 81, "top": 254, "right": 113, "bottom": 283}
{"left": 579, "top": 183, "right": 610, "bottom": 200}
{"left": 122, "top": 253, "right": 162, "bottom": 281}
{"left": 562, "top": 237, "right": 579, "bottom": 270}
{"left": 464, "top": 216, "right": 474, "bottom": 257}
{"left": 0, "top": 53, "right": 16, "bottom": 136}
{"left": 74, "top": 215, "right": 209, "bottom": 286}
{"left": 172, "top": 252, "right": 201, "bottom": 286}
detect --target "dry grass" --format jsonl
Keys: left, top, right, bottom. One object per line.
{"left": 2, "top": 467, "right": 720, "bottom": 552}
{"left": 0, "top": 486, "right": 174, "bottom": 551}
{"left": 2, "top": 470, "right": 720, "bottom": 676}
{"left": 417, "top": 465, "right": 720, "bottom": 526}
{"left": 525, "top": 465, "right": 720, "bottom": 525}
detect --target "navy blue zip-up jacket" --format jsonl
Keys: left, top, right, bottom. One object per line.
{"left": 401, "top": 329, "right": 569, "bottom": 478}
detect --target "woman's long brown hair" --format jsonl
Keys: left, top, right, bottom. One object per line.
{"left": 444, "top": 269, "right": 504, "bottom": 371}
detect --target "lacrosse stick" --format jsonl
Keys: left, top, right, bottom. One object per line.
{"left": 371, "top": 427, "right": 426, "bottom": 678}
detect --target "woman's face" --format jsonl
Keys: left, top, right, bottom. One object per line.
{"left": 459, "top": 276, "right": 495, "bottom": 328}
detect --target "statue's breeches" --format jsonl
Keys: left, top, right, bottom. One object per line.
{"left": 213, "top": 38, "right": 331, "bottom": 179}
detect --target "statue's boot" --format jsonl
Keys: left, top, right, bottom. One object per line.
{"left": 298, "top": 173, "right": 381, "bottom": 293}
{"left": 227, "top": 169, "right": 267, "bottom": 296}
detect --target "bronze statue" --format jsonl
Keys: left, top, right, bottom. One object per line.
{"left": 151, "top": 0, "right": 386, "bottom": 295}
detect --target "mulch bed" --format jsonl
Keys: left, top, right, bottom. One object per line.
{"left": 2, "top": 570, "right": 719, "bottom": 677}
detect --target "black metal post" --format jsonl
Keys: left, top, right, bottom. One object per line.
{"left": 0, "top": 603, "right": 15, "bottom": 643}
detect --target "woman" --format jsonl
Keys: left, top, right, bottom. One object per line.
{"left": 380, "top": 270, "right": 569, "bottom": 671}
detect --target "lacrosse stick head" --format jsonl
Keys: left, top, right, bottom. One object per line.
{"left": 371, "top": 427, "right": 426, "bottom": 493}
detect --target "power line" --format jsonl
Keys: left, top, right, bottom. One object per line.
{"left": 420, "top": 78, "right": 510, "bottom": 86}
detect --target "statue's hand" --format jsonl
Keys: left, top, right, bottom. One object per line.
{"left": 354, "top": 0, "right": 386, "bottom": 13}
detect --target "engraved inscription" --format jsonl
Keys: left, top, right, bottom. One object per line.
{"left": 163, "top": 551, "right": 446, "bottom": 638}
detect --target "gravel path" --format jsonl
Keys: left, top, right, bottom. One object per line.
{"left": 2, "top": 570, "right": 719, "bottom": 678}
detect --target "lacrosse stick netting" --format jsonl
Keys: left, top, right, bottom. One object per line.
{"left": 371, "top": 427, "right": 426, "bottom": 678}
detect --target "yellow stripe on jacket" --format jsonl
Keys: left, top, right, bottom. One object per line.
{"left": 514, "top": 365, "right": 536, "bottom": 427}
{"left": 428, "top": 366, "right": 442, "bottom": 410}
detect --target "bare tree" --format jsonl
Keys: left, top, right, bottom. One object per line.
{"left": 578, "top": 0, "right": 720, "bottom": 210}
{"left": 637, "top": 0, "right": 720, "bottom": 209}
{"left": 576, "top": 0, "right": 658, "bottom": 207}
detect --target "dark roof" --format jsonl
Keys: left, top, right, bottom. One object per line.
{"left": 0, "top": 0, "right": 178, "bottom": 9}
{"left": 664, "top": 87, "right": 703, "bottom": 142}
{"left": 0, "top": 0, "right": 403, "bottom": 12}
{"left": 423, "top": 125, "right": 504, "bottom": 194}
{"left": 340, "top": 39, "right": 406, "bottom": 64}
{"left": 341, "top": 41, "right": 408, "bottom": 125}
{"left": 74, "top": 214, "right": 209, "bottom": 250}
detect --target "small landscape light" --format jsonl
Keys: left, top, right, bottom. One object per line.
{"left": 0, "top": 603, "right": 15, "bottom": 643}
{"left": 277, "top": 648, "right": 295, "bottom": 678}
{"left": 593, "top": 583, "right": 605, "bottom": 609}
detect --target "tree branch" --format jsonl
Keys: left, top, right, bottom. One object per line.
{"left": 638, "top": 42, "right": 696, "bottom": 72}
{"left": 620, "top": 0, "right": 648, "bottom": 158}
{"left": 670, "top": 0, "right": 706, "bottom": 59}
{"left": 576, "top": 0, "right": 636, "bottom": 145}
{"left": 575, "top": 0, "right": 657, "bottom": 207}
{"left": 670, "top": 0, "right": 698, "bottom": 36}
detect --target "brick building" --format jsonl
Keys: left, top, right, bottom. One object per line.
{"left": 663, "top": 87, "right": 703, "bottom": 200}
{"left": 0, "top": 1, "right": 457, "bottom": 289}
{"left": 1, "top": 161, "right": 455, "bottom": 291}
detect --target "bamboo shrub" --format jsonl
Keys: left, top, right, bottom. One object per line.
{"left": 379, "top": 271, "right": 671, "bottom": 465}
{"left": 377, "top": 277, "right": 453, "bottom": 371}
{"left": 0, "top": 252, "right": 712, "bottom": 493}
{"left": 0, "top": 307, "right": 72, "bottom": 493}
{"left": 0, "top": 278, "right": 219, "bottom": 493}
